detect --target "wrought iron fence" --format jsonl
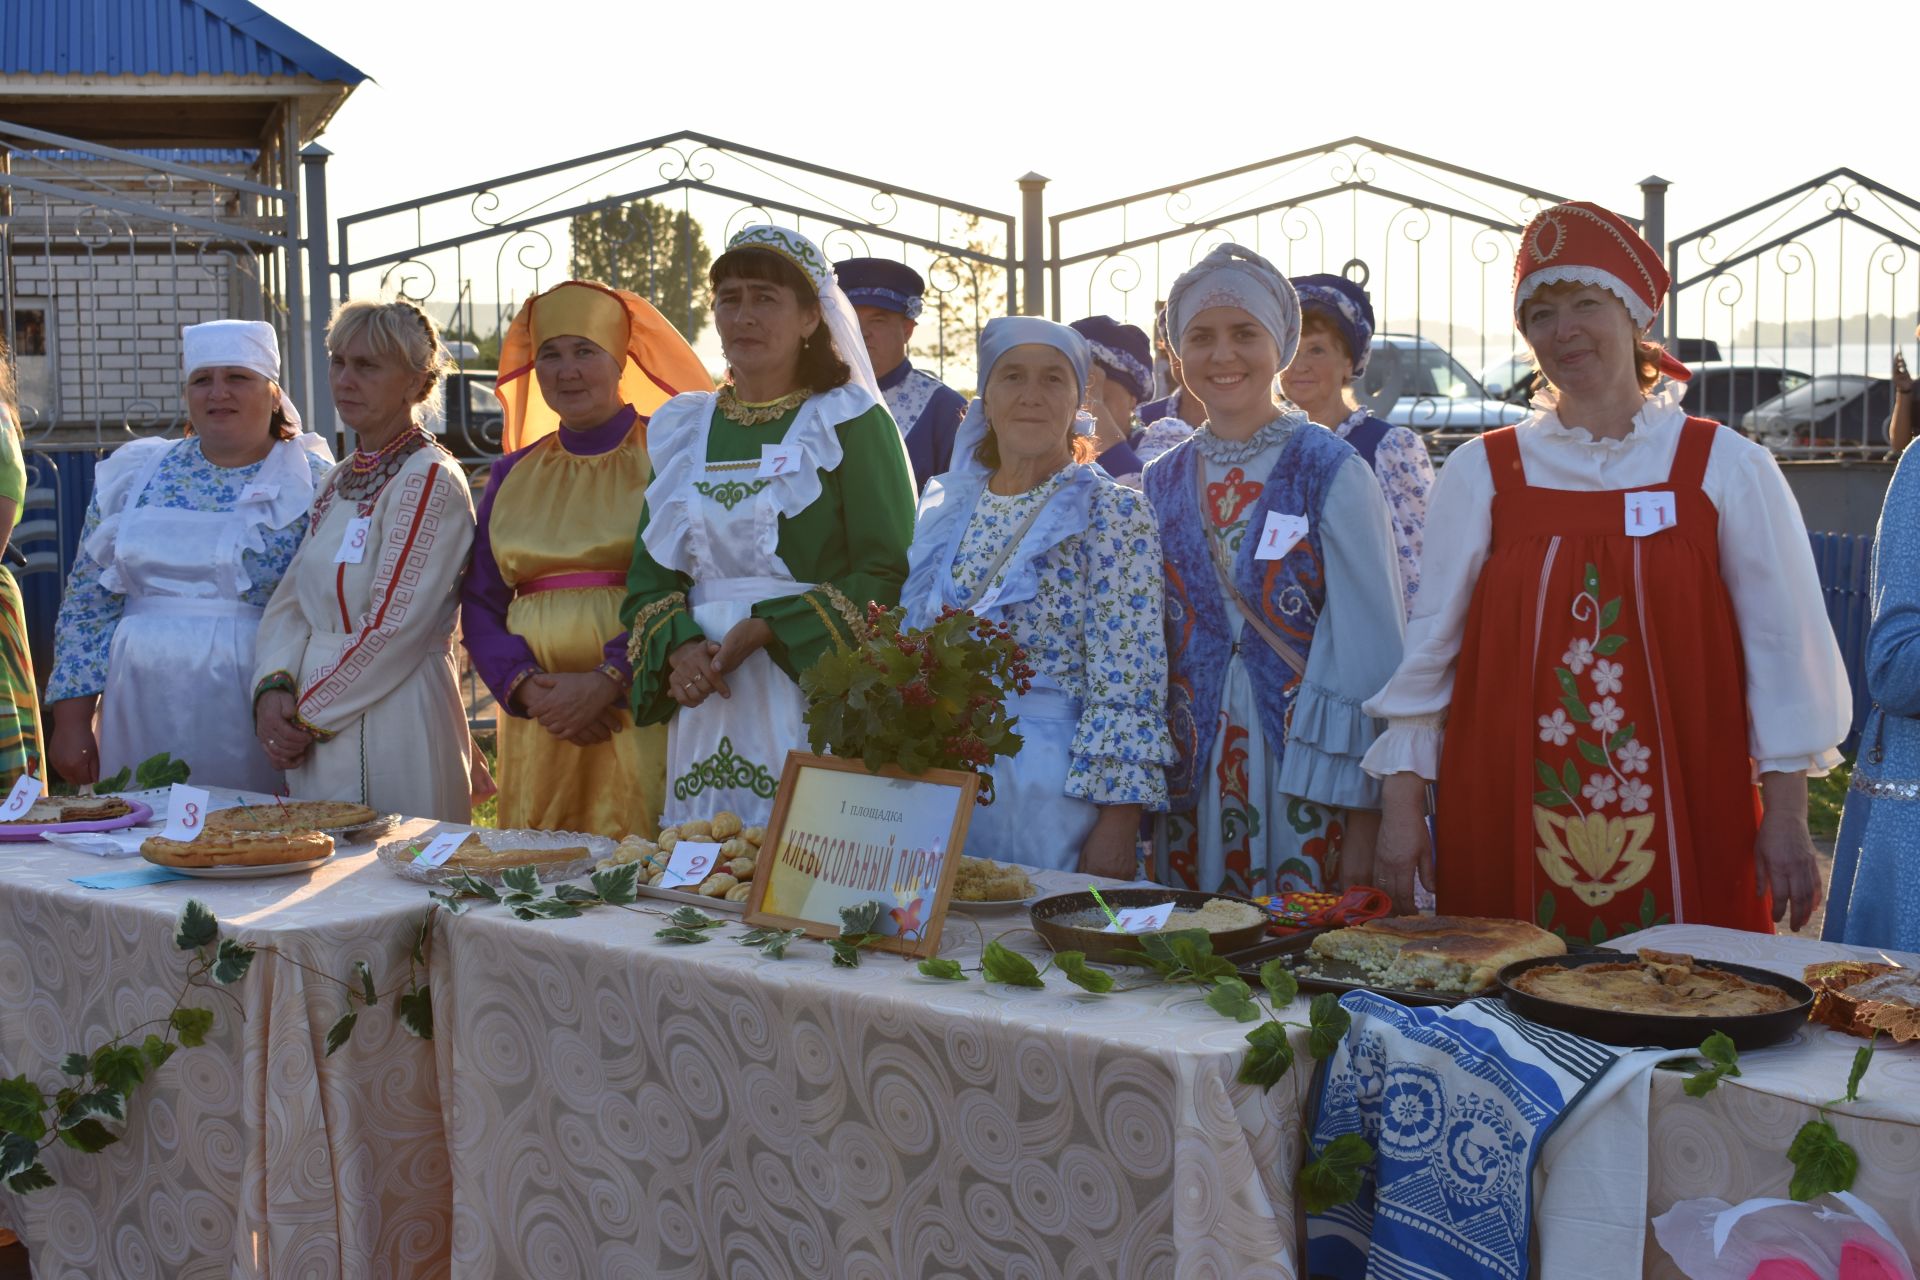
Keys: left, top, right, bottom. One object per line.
{"left": 1666, "top": 170, "right": 1920, "bottom": 457}
{"left": 330, "top": 130, "right": 1018, "bottom": 466}
{"left": 1044, "top": 136, "right": 1575, "bottom": 442}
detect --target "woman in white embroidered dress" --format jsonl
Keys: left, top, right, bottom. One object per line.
{"left": 252, "top": 301, "right": 475, "bottom": 821}
{"left": 903, "top": 317, "right": 1175, "bottom": 876}
{"left": 45, "top": 321, "right": 333, "bottom": 791}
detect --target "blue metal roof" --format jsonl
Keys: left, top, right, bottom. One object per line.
{"left": 22, "top": 147, "right": 259, "bottom": 164}
{"left": 1, "top": 0, "right": 367, "bottom": 83}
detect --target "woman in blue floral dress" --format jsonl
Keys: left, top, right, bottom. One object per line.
{"left": 1824, "top": 439, "right": 1920, "bottom": 951}
{"left": 903, "top": 317, "right": 1175, "bottom": 876}
{"left": 46, "top": 321, "right": 333, "bottom": 790}
{"left": 1280, "top": 273, "right": 1434, "bottom": 619}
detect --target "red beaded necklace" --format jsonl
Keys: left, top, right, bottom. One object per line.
{"left": 348, "top": 423, "right": 426, "bottom": 475}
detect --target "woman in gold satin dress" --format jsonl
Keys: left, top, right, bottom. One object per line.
{"left": 460, "top": 280, "right": 711, "bottom": 835}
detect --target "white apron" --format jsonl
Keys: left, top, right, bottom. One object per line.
{"left": 662, "top": 416, "right": 814, "bottom": 828}
{"left": 93, "top": 441, "right": 286, "bottom": 793}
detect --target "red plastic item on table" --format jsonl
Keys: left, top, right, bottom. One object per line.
{"left": 1253, "top": 885, "right": 1393, "bottom": 935}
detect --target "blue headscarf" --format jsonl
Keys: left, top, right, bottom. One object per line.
{"left": 1165, "top": 243, "right": 1301, "bottom": 370}
{"left": 1069, "top": 315, "right": 1153, "bottom": 401}
{"left": 1291, "top": 273, "right": 1376, "bottom": 377}
{"left": 904, "top": 317, "right": 1099, "bottom": 630}
{"left": 949, "top": 316, "right": 1090, "bottom": 477}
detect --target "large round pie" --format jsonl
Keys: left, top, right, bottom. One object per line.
{"left": 142, "top": 829, "right": 335, "bottom": 868}
{"left": 204, "top": 801, "right": 376, "bottom": 833}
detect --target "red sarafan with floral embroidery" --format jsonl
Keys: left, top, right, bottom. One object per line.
{"left": 1435, "top": 419, "right": 1770, "bottom": 942}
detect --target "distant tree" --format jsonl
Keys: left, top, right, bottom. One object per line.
{"left": 569, "top": 199, "right": 713, "bottom": 341}
{"left": 910, "top": 213, "right": 1008, "bottom": 393}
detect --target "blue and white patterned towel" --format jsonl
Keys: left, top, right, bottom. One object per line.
{"left": 1304, "top": 991, "right": 1624, "bottom": 1280}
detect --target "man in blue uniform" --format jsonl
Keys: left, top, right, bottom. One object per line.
{"left": 834, "top": 258, "right": 967, "bottom": 490}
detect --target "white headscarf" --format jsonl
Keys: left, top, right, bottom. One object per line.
{"left": 180, "top": 319, "right": 302, "bottom": 430}
{"left": 723, "top": 225, "right": 882, "bottom": 403}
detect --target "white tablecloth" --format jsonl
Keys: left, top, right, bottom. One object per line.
{"left": 0, "top": 794, "right": 453, "bottom": 1279}
{"left": 1618, "top": 925, "right": 1920, "bottom": 1278}
{"left": 431, "top": 868, "right": 1320, "bottom": 1279}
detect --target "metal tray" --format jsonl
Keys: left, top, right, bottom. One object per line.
{"left": 1232, "top": 932, "right": 1610, "bottom": 1008}
{"left": 1029, "top": 888, "right": 1269, "bottom": 967}
{"left": 1496, "top": 952, "right": 1814, "bottom": 1051}
{"left": 1232, "top": 929, "right": 1469, "bottom": 1006}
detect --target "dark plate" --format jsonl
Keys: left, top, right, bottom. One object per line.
{"left": 1496, "top": 952, "right": 1813, "bottom": 1050}
{"left": 1029, "top": 888, "right": 1269, "bottom": 967}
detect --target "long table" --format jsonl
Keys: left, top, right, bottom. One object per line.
{"left": 430, "top": 868, "right": 1321, "bottom": 1279}
{"left": 0, "top": 797, "right": 452, "bottom": 1279}
{"left": 5, "top": 812, "right": 1917, "bottom": 1278}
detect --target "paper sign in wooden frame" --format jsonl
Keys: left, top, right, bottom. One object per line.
{"left": 743, "top": 751, "right": 978, "bottom": 959}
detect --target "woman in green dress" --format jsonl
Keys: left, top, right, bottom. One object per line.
{"left": 621, "top": 225, "right": 916, "bottom": 827}
{"left": 0, "top": 345, "right": 43, "bottom": 785}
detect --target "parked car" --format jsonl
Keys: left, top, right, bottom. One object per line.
{"left": 1478, "top": 352, "right": 1536, "bottom": 405}
{"left": 1740, "top": 374, "right": 1893, "bottom": 452}
{"left": 423, "top": 370, "right": 504, "bottom": 458}
{"left": 1361, "top": 334, "right": 1529, "bottom": 433}
{"left": 1680, "top": 363, "right": 1808, "bottom": 427}
{"left": 1481, "top": 339, "right": 1732, "bottom": 408}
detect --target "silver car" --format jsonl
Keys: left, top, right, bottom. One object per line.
{"left": 1362, "top": 334, "right": 1529, "bottom": 433}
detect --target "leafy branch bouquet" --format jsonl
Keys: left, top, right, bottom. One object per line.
{"left": 800, "top": 603, "right": 1033, "bottom": 799}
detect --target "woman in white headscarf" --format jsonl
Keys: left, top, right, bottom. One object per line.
{"left": 620, "top": 225, "right": 917, "bottom": 828}
{"left": 903, "top": 317, "right": 1175, "bottom": 875}
{"left": 1146, "top": 245, "right": 1406, "bottom": 899}
{"left": 46, "top": 320, "right": 334, "bottom": 790}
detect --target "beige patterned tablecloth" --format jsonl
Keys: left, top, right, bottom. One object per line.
{"left": 0, "top": 797, "right": 453, "bottom": 1279}
{"left": 1625, "top": 925, "right": 1920, "bottom": 1278}
{"left": 432, "top": 869, "right": 1320, "bottom": 1280}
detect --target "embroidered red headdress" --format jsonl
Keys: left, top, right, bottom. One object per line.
{"left": 1513, "top": 201, "right": 1689, "bottom": 382}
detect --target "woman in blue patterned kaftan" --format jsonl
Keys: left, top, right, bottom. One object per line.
{"left": 903, "top": 317, "right": 1174, "bottom": 876}
{"left": 1147, "top": 246, "right": 1406, "bottom": 898}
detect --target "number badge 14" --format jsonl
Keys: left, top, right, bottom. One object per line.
{"left": 163, "top": 783, "right": 212, "bottom": 842}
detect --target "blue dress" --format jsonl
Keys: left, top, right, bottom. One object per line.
{"left": 902, "top": 461, "right": 1175, "bottom": 870}
{"left": 1824, "top": 444, "right": 1920, "bottom": 950}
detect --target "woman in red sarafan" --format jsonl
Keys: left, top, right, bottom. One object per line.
{"left": 1356, "top": 201, "right": 1850, "bottom": 942}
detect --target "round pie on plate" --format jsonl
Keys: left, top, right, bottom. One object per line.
{"left": 204, "top": 801, "right": 376, "bottom": 833}
{"left": 142, "top": 829, "right": 335, "bottom": 868}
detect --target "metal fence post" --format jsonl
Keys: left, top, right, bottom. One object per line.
{"left": 302, "top": 144, "right": 339, "bottom": 455}
{"left": 1018, "top": 172, "right": 1048, "bottom": 317}
{"left": 1640, "top": 175, "right": 1670, "bottom": 345}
